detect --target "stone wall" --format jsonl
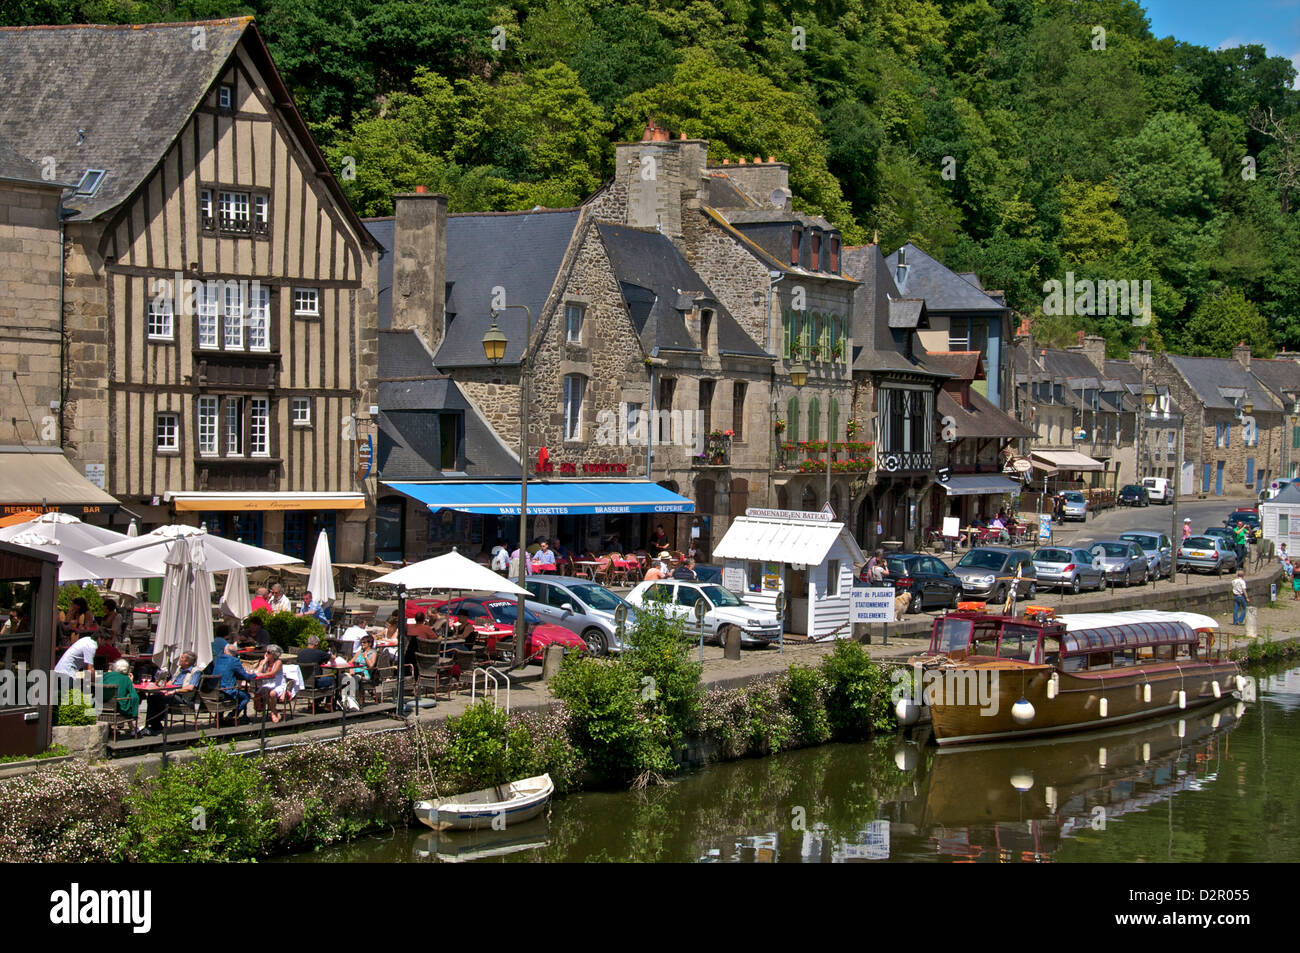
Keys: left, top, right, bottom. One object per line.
{"left": 0, "top": 183, "right": 64, "bottom": 447}
{"left": 62, "top": 222, "right": 110, "bottom": 473}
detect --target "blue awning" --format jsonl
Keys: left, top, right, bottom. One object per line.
{"left": 383, "top": 481, "right": 695, "bottom": 516}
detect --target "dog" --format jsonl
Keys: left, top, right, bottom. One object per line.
{"left": 894, "top": 591, "right": 913, "bottom": 621}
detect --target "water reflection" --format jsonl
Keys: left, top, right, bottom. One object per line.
{"left": 282, "top": 663, "right": 1300, "bottom": 863}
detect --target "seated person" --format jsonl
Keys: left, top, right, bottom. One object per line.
{"left": 338, "top": 622, "right": 369, "bottom": 655}
{"left": 295, "top": 590, "right": 330, "bottom": 625}
{"left": 210, "top": 642, "right": 258, "bottom": 722}
{"left": 250, "top": 587, "right": 272, "bottom": 613}
{"left": 672, "top": 558, "right": 699, "bottom": 581}
{"left": 93, "top": 630, "right": 122, "bottom": 669}
{"left": 340, "top": 635, "right": 379, "bottom": 711}
{"left": 251, "top": 644, "right": 291, "bottom": 723}
{"left": 295, "top": 633, "right": 334, "bottom": 692}
{"left": 143, "top": 651, "right": 203, "bottom": 733}
{"left": 99, "top": 599, "right": 123, "bottom": 639}
{"left": 101, "top": 658, "right": 140, "bottom": 725}
{"left": 428, "top": 607, "right": 450, "bottom": 639}
{"left": 644, "top": 560, "right": 669, "bottom": 582}
{"left": 450, "top": 611, "right": 478, "bottom": 646}
{"left": 533, "top": 540, "right": 557, "bottom": 569}
{"left": 405, "top": 611, "right": 438, "bottom": 667}
{"left": 238, "top": 616, "right": 270, "bottom": 648}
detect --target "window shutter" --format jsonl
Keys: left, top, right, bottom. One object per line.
{"left": 787, "top": 395, "right": 800, "bottom": 444}
{"left": 808, "top": 397, "right": 820, "bottom": 442}
{"left": 783, "top": 310, "right": 792, "bottom": 359}
{"left": 829, "top": 398, "right": 840, "bottom": 443}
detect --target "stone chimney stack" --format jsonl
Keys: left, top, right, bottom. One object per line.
{"left": 392, "top": 191, "right": 448, "bottom": 354}
{"left": 612, "top": 123, "right": 708, "bottom": 240}
{"left": 1233, "top": 340, "right": 1252, "bottom": 369}
{"left": 1072, "top": 334, "right": 1107, "bottom": 373}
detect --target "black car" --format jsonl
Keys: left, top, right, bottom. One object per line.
{"left": 857, "top": 553, "right": 961, "bottom": 613}
{"left": 1118, "top": 484, "right": 1150, "bottom": 506}
{"left": 1225, "top": 511, "right": 1261, "bottom": 542}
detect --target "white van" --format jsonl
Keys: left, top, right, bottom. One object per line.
{"left": 1142, "top": 476, "right": 1170, "bottom": 503}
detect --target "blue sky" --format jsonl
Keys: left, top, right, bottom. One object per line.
{"left": 1142, "top": 0, "right": 1300, "bottom": 76}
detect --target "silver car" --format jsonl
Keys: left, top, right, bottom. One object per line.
{"left": 1061, "top": 491, "right": 1088, "bottom": 522}
{"left": 523, "top": 575, "right": 639, "bottom": 656}
{"left": 1089, "top": 540, "right": 1149, "bottom": 587}
{"left": 1119, "top": 531, "right": 1174, "bottom": 579}
{"left": 1031, "top": 546, "right": 1107, "bottom": 594}
{"left": 1177, "top": 535, "right": 1239, "bottom": 575}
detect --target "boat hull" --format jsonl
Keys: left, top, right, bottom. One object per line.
{"left": 929, "top": 659, "right": 1241, "bottom": 746}
{"left": 415, "top": 774, "right": 554, "bottom": 831}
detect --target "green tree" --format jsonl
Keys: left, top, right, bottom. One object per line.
{"left": 1181, "top": 288, "right": 1272, "bottom": 358}
{"left": 1058, "top": 177, "right": 1129, "bottom": 264}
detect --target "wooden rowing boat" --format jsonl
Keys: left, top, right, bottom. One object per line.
{"left": 415, "top": 773, "right": 554, "bottom": 831}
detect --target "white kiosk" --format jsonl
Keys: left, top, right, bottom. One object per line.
{"left": 712, "top": 506, "right": 865, "bottom": 639}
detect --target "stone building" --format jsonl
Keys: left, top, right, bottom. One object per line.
{"left": 1247, "top": 355, "right": 1300, "bottom": 482}
{"left": 1155, "top": 349, "right": 1283, "bottom": 497}
{"left": 0, "top": 19, "right": 379, "bottom": 560}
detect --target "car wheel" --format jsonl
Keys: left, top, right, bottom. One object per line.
{"left": 1071, "top": 575, "right": 1082, "bottom": 595}
{"left": 1140, "top": 568, "right": 1149, "bottom": 586}
{"left": 583, "top": 628, "right": 609, "bottom": 657}
{"left": 992, "top": 585, "right": 1007, "bottom": 605}
{"left": 1025, "top": 582, "right": 1036, "bottom": 601}
{"left": 948, "top": 591, "right": 960, "bottom": 610}
{"left": 717, "top": 624, "right": 739, "bottom": 648}
{"left": 907, "top": 590, "right": 922, "bottom": 614}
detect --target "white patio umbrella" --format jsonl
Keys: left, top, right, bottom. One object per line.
{"left": 107, "top": 519, "right": 145, "bottom": 600}
{"left": 380, "top": 550, "right": 529, "bottom": 595}
{"left": 0, "top": 511, "right": 128, "bottom": 550}
{"left": 154, "top": 536, "right": 215, "bottom": 671}
{"left": 90, "top": 524, "right": 301, "bottom": 575}
{"left": 306, "top": 530, "right": 336, "bottom": 604}
{"left": 5, "top": 530, "right": 152, "bottom": 584}
{"left": 219, "top": 565, "right": 253, "bottom": 620}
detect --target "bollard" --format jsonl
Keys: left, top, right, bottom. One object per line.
{"left": 541, "top": 643, "right": 565, "bottom": 681}
{"left": 723, "top": 626, "right": 741, "bottom": 660}
{"left": 1246, "top": 606, "right": 1258, "bottom": 640}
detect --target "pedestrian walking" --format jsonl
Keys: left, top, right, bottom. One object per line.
{"left": 1232, "top": 570, "right": 1249, "bottom": 625}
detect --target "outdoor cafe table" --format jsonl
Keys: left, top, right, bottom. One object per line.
{"left": 318, "top": 660, "right": 354, "bottom": 707}
{"left": 573, "top": 560, "right": 602, "bottom": 579}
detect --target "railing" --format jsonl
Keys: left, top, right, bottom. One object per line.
{"left": 875, "top": 449, "right": 931, "bottom": 474}
{"left": 471, "top": 667, "right": 510, "bottom": 712}
{"left": 694, "top": 434, "right": 731, "bottom": 467}
{"left": 777, "top": 441, "right": 877, "bottom": 472}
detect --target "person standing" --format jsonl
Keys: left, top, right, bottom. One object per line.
{"left": 1232, "top": 522, "right": 1248, "bottom": 568}
{"left": 1232, "top": 570, "right": 1249, "bottom": 625}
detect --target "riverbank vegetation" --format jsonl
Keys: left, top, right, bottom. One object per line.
{"left": 0, "top": 611, "right": 895, "bottom": 861}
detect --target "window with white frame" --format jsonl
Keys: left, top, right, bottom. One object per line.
{"left": 249, "top": 399, "right": 269, "bottom": 456}
{"left": 293, "top": 288, "right": 319, "bottom": 316}
{"left": 199, "top": 189, "right": 213, "bottom": 227}
{"left": 565, "top": 303, "right": 585, "bottom": 344}
{"left": 223, "top": 284, "right": 243, "bottom": 349}
{"left": 254, "top": 196, "right": 268, "bottom": 233}
{"left": 156, "top": 413, "right": 179, "bottom": 452}
{"left": 197, "top": 397, "right": 218, "bottom": 455}
{"left": 563, "top": 375, "right": 585, "bottom": 441}
{"left": 218, "top": 191, "right": 250, "bottom": 231}
{"left": 196, "top": 282, "right": 219, "bottom": 349}
{"left": 292, "top": 397, "right": 311, "bottom": 426}
{"left": 624, "top": 401, "right": 641, "bottom": 441}
{"left": 247, "top": 285, "right": 269, "bottom": 351}
{"left": 147, "top": 292, "right": 174, "bottom": 341}
{"left": 218, "top": 84, "right": 234, "bottom": 109}
{"left": 224, "top": 397, "right": 243, "bottom": 456}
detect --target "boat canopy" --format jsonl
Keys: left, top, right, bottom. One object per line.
{"left": 1059, "top": 620, "right": 1196, "bottom": 655}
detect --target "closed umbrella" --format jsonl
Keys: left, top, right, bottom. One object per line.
{"left": 306, "top": 530, "right": 336, "bottom": 604}
{"left": 220, "top": 566, "right": 253, "bottom": 621}
{"left": 107, "top": 519, "right": 144, "bottom": 600}
{"left": 154, "top": 536, "right": 215, "bottom": 671}
{"left": 91, "top": 524, "right": 301, "bottom": 574}
{"left": 5, "top": 530, "right": 151, "bottom": 583}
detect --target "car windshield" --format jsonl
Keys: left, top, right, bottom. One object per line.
{"left": 1186, "top": 536, "right": 1217, "bottom": 548}
{"left": 1094, "top": 542, "right": 1131, "bottom": 557}
{"left": 1063, "top": 492, "right": 1085, "bottom": 503}
{"left": 699, "top": 584, "right": 744, "bottom": 608}
{"left": 886, "top": 558, "right": 912, "bottom": 576}
{"left": 1033, "top": 548, "right": 1073, "bottom": 563}
{"left": 1121, "top": 534, "right": 1159, "bottom": 548}
{"left": 565, "top": 584, "right": 627, "bottom": 612}
{"left": 957, "top": 550, "right": 1007, "bottom": 571}
{"left": 1121, "top": 485, "right": 1143, "bottom": 494}
{"left": 486, "top": 602, "right": 541, "bottom": 625}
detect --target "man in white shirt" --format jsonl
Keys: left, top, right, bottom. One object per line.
{"left": 268, "top": 584, "right": 292, "bottom": 614}
{"left": 54, "top": 633, "right": 98, "bottom": 693}
{"left": 1232, "top": 571, "right": 1249, "bottom": 625}
{"left": 534, "top": 541, "right": 557, "bottom": 568}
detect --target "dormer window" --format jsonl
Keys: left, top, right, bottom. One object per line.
{"left": 700, "top": 308, "right": 714, "bottom": 354}
{"left": 75, "top": 169, "right": 106, "bottom": 196}
{"left": 811, "top": 232, "right": 821, "bottom": 271}
{"left": 829, "top": 236, "right": 840, "bottom": 273}
{"left": 218, "top": 84, "right": 234, "bottom": 110}
{"left": 791, "top": 227, "right": 802, "bottom": 266}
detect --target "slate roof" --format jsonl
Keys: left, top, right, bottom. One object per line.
{"left": 700, "top": 206, "right": 857, "bottom": 285}
{"left": 1166, "top": 354, "right": 1282, "bottom": 412}
{"left": 1249, "top": 357, "right": 1300, "bottom": 406}
{"left": 706, "top": 173, "right": 755, "bottom": 209}
{"left": 888, "top": 299, "right": 926, "bottom": 329}
{"left": 0, "top": 19, "right": 375, "bottom": 243}
{"left": 883, "top": 243, "right": 1006, "bottom": 312}
{"left": 938, "top": 389, "right": 1035, "bottom": 439}
{"left": 440, "top": 209, "right": 581, "bottom": 366}
{"left": 597, "top": 222, "right": 768, "bottom": 357}
{"left": 367, "top": 217, "right": 395, "bottom": 331}
{"left": 839, "top": 243, "right": 946, "bottom": 377}
{"left": 924, "top": 350, "right": 985, "bottom": 382}
{"left": 722, "top": 207, "right": 837, "bottom": 231}
{"left": 0, "top": 143, "right": 65, "bottom": 187}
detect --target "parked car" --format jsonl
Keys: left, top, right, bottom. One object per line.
{"left": 626, "top": 579, "right": 782, "bottom": 647}
{"left": 431, "top": 596, "right": 588, "bottom": 662}
{"left": 951, "top": 547, "right": 1037, "bottom": 603}
{"left": 1203, "top": 527, "right": 1238, "bottom": 549}
{"left": 856, "top": 553, "right": 961, "bottom": 613}
{"left": 1225, "top": 511, "right": 1262, "bottom": 542}
{"left": 1118, "top": 484, "right": 1150, "bottom": 507}
{"left": 1177, "top": 535, "right": 1240, "bottom": 575}
{"left": 523, "top": 575, "right": 639, "bottom": 656}
{"left": 1142, "top": 476, "right": 1171, "bottom": 503}
{"left": 1031, "top": 546, "right": 1107, "bottom": 594}
{"left": 1089, "top": 540, "right": 1150, "bottom": 587}
{"left": 1119, "top": 531, "right": 1174, "bottom": 579}
{"left": 1060, "top": 491, "right": 1088, "bottom": 521}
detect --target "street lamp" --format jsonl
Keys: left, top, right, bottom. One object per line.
{"left": 482, "top": 304, "right": 533, "bottom": 668}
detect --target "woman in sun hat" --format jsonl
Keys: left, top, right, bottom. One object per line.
{"left": 1181, "top": 518, "right": 1192, "bottom": 542}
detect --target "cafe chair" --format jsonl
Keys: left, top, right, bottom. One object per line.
{"left": 294, "top": 662, "right": 334, "bottom": 715}
{"left": 414, "top": 650, "right": 453, "bottom": 702}
{"left": 197, "top": 675, "right": 238, "bottom": 729}
{"left": 97, "top": 684, "right": 136, "bottom": 742}
{"left": 165, "top": 688, "right": 201, "bottom": 731}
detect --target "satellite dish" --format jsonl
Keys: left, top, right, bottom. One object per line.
{"left": 769, "top": 187, "right": 791, "bottom": 209}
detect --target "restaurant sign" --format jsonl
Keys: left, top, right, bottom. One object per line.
{"left": 745, "top": 506, "right": 834, "bottom": 522}
{"left": 534, "top": 461, "right": 629, "bottom": 475}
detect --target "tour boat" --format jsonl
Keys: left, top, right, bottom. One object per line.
{"left": 905, "top": 608, "right": 1241, "bottom": 746}
{"left": 415, "top": 773, "right": 554, "bottom": 831}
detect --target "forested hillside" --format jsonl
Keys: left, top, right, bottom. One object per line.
{"left": 9, "top": 0, "right": 1300, "bottom": 358}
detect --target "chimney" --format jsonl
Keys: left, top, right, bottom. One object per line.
{"left": 392, "top": 192, "right": 448, "bottom": 355}
{"left": 613, "top": 126, "right": 707, "bottom": 239}
{"left": 642, "top": 120, "right": 670, "bottom": 142}
{"left": 1071, "top": 334, "right": 1107, "bottom": 373}
{"left": 894, "top": 246, "right": 909, "bottom": 293}
{"left": 1233, "top": 340, "right": 1251, "bottom": 369}
{"left": 1075, "top": 330, "right": 1086, "bottom": 346}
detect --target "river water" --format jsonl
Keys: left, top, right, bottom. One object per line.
{"left": 283, "top": 661, "right": 1300, "bottom": 863}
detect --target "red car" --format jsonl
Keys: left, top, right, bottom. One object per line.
{"left": 410, "top": 596, "right": 587, "bottom": 663}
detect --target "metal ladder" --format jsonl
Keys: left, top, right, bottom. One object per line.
{"left": 471, "top": 666, "right": 511, "bottom": 712}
